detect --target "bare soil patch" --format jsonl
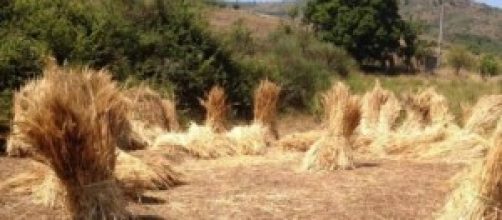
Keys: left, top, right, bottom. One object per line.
{"left": 0, "top": 150, "right": 461, "bottom": 219}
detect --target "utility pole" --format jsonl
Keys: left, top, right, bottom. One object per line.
{"left": 437, "top": 0, "right": 444, "bottom": 70}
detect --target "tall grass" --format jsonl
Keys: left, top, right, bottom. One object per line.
{"left": 346, "top": 73, "right": 502, "bottom": 122}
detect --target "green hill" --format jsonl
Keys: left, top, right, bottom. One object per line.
{"left": 242, "top": 0, "right": 502, "bottom": 56}
{"left": 400, "top": 0, "right": 502, "bottom": 55}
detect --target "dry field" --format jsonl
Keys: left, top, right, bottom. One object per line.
{"left": 0, "top": 126, "right": 462, "bottom": 220}
{"left": 207, "top": 8, "right": 284, "bottom": 39}
{"left": 0, "top": 64, "right": 500, "bottom": 219}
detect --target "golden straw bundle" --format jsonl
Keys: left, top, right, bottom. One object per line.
{"left": 253, "top": 79, "right": 281, "bottom": 140}
{"left": 114, "top": 150, "right": 183, "bottom": 197}
{"left": 125, "top": 86, "right": 179, "bottom": 131}
{"left": 465, "top": 95, "right": 502, "bottom": 137}
{"left": 357, "top": 81, "right": 402, "bottom": 155}
{"left": 200, "top": 86, "right": 229, "bottom": 133}
{"left": 360, "top": 80, "right": 401, "bottom": 135}
{"left": 15, "top": 66, "right": 129, "bottom": 219}
{"left": 6, "top": 80, "right": 46, "bottom": 157}
{"left": 154, "top": 123, "right": 237, "bottom": 159}
{"left": 153, "top": 121, "right": 269, "bottom": 158}
{"left": 401, "top": 87, "right": 453, "bottom": 130}
{"left": 438, "top": 120, "right": 502, "bottom": 219}
{"left": 302, "top": 82, "right": 361, "bottom": 171}
{"left": 278, "top": 130, "right": 326, "bottom": 152}
{"left": 125, "top": 86, "right": 180, "bottom": 146}
{"left": 226, "top": 124, "right": 268, "bottom": 155}
{"left": 0, "top": 150, "right": 184, "bottom": 207}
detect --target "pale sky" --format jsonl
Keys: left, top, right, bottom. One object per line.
{"left": 476, "top": 0, "right": 502, "bottom": 8}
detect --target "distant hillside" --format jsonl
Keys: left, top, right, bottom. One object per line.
{"left": 238, "top": 0, "right": 502, "bottom": 56}
{"left": 400, "top": 0, "right": 502, "bottom": 55}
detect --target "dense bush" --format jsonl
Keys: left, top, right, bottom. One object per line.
{"left": 0, "top": 34, "right": 45, "bottom": 89}
{"left": 479, "top": 54, "right": 500, "bottom": 77}
{"left": 263, "top": 27, "right": 356, "bottom": 110}
{"left": 0, "top": 0, "right": 258, "bottom": 115}
{"left": 447, "top": 46, "right": 475, "bottom": 75}
{"left": 304, "top": 0, "right": 416, "bottom": 67}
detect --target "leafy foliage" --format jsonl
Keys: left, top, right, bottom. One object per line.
{"left": 0, "top": 0, "right": 258, "bottom": 115}
{"left": 304, "top": 0, "right": 415, "bottom": 65}
{"left": 446, "top": 46, "right": 475, "bottom": 75}
{"left": 479, "top": 54, "right": 500, "bottom": 77}
{"left": 221, "top": 21, "right": 356, "bottom": 111}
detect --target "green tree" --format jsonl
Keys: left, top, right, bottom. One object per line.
{"left": 400, "top": 20, "right": 422, "bottom": 71}
{"left": 303, "top": 0, "right": 414, "bottom": 68}
{"left": 479, "top": 54, "right": 500, "bottom": 77}
{"left": 0, "top": 0, "right": 259, "bottom": 115}
{"left": 447, "top": 46, "right": 475, "bottom": 75}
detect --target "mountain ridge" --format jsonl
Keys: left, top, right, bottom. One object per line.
{"left": 238, "top": 0, "right": 502, "bottom": 55}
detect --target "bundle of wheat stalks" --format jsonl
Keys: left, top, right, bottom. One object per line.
{"left": 5, "top": 80, "right": 44, "bottom": 157}
{"left": 15, "top": 66, "right": 129, "bottom": 219}
{"left": 438, "top": 120, "right": 502, "bottom": 219}
{"left": 302, "top": 82, "right": 361, "bottom": 171}
{"left": 253, "top": 79, "right": 281, "bottom": 141}
{"left": 369, "top": 87, "right": 463, "bottom": 159}
{"left": 154, "top": 80, "right": 280, "bottom": 158}
{"left": 124, "top": 85, "right": 179, "bottom": 147}
{"left": 154, "top": 122, "right": 237, "bottom": 159}
{"left": 0, "top": 149, "right": 183, "bottom": 208}
{"left": 400, "top": 87, "right": 453, "bottom": 131}
{"left": 200, "top": 86, "right": 229, "bottom": 133}
{"left": 465, "top": 95, "right": 502, "bottom": 137}
{"left": 152, "top": 86, "right": 237, "bottom": 159}
{"left": 355, "top": 80, "right": 401, "bottom": 155}
{"left": 277, "top": 130, "right": 326, "bottom": 152}
{"left": 359, "top": 80, "right": 401, "bottom": 137}
{"left": 2, "top": 65, "right": 185, "bottom": 218}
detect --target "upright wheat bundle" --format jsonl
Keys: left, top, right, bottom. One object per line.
{"left": 302, "top": 82, "right": 361, "bottom": 171}
{"left": 465, "top": 95, "right": 502, "bottom": 137}
{"left": 200, "top": 86, "right": 229, "bottom": 133}
{"left": 253, "top": 79, "right": 281, "bottom": 140}
{"left": 125, "top": 86, "right": 179, "bottom": 146}
{"left": 16, "top": 66, "right": 129, "bottom": 219}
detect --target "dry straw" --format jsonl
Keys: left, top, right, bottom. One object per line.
{"left": 15, "top": 66, "right": 129, "bottom": 219}
{"left": 152, "top": 80, "right": 280, "bottom": 158}
{"left": 370, "top": 87, "right": 459, "bottom": 159}
{"left": 438, "top": 119, "right": 502, "bottom": 219}
{"left": 114, "top": 150, "right": 183, "bottom": 197}
{"left": 153, "top": 123, "right": 268, "bottom": 158}
{"left": 154, "top": 123, "right": 237, "bottom": 159}
{"left": 253, "top": 79, "right": 281, "bottom": 140}
{"left": 0, "top": 150, "right": 184, "bottom": 207}
{"left": 226, "top": 123, "right": 268, "bottom": 155}
{"left": 6, "top": 81, "right": 40, "bottom": 157}
{"left": 360, "top": 80, "right": 401, "bottom": 136}
{"left": 302, "top": 82, "right": 361, "bottom": 171}
{"left": 125, "top": 86, "right": 179, "bottom": 146}
{"left": 465, "top": 95, "right": 502, "bottom": 137}
{"left": 401, "top": 87, "right": 453, "bottom": 130}
{"left": 277, "top": 130, "right": 326, "bottom": 152}
{"left": 6, "top": 58, "right": 59, "bottom": 156}
{"left": 357, "top": 81, "right": 401, "bottom": 155}
{"left": 200, "top": 86, "right": 229, "bottom": 133}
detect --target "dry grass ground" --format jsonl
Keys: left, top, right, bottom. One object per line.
{"left": 207, "top": 8, "right": 284, "bottom": 39}
{"left": 0, "top": 115, "right": 464, "bottom": 219}
{"left": 0, "top": 151, "right": 462, "bottom": 219}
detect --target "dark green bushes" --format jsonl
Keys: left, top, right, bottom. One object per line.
{"left": 479, "top": 54, "right": 500, "bottom": 77}
{"left": 0, "top": 0, "right": 258, "bottom": 115}
{"left": 222, "top": 21, "right": 356, "bottom": 111}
